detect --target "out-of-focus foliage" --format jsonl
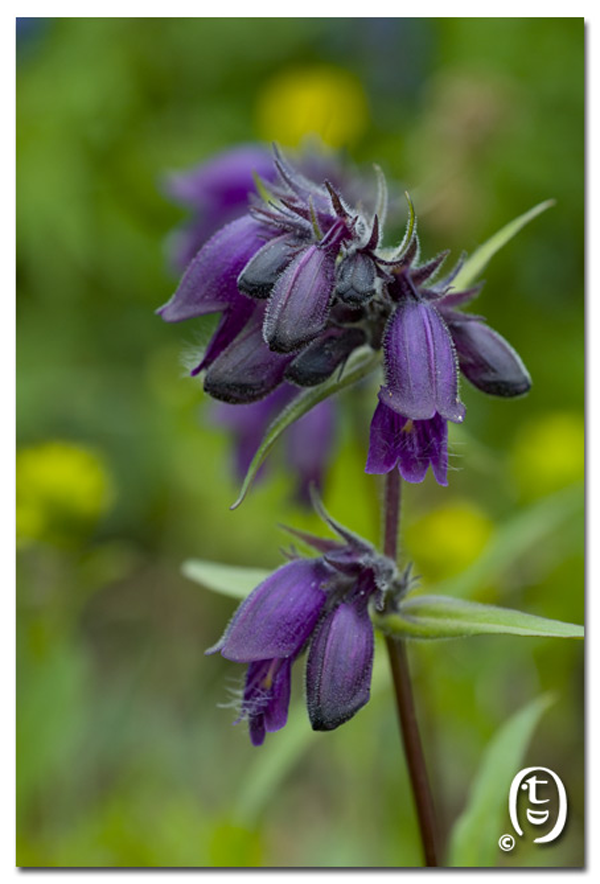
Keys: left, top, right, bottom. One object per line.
{"left": 17, "top": 17, "right": 583, "bottom": 868}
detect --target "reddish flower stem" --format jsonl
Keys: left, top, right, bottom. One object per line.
{"left": 382, "top": 470, "right": 439, "bottom": 867}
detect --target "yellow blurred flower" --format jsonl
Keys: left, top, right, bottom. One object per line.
{"left": 511, "top": 412, "right": 584, "bottom": 497}
{"left": 17, "top": 441, "right": 115, "bottom": 546}
{"left": 256, "top": 65, "right": 368, "bottom": 148}
{"left": 406, "top": 501, "right": 493, "bottom": 582}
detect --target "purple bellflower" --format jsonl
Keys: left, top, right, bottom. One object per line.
{"left": 165, "top": 145, "right": 277, "bottom": 270}
{"left": 207, "top": 500, "right": 401, "bottom": 745}
{"left": 159, "top": 144, "right": 531, "bottom": 489}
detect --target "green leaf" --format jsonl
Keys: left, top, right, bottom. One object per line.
{"left": 230, "top": 345, "right": 381, "bottom": 510}
{"left": 448, "top": 694, "right": 554, "bottom": 867}
{"left": 372, "top": 163, "right": 389, "bottom": 230}
{"left": 452, "top": 200, "right": 555, "bottom": 291}
{"left": 181, "top": 559, "right": 271, "bottom": 600}
{"left": 372, "top": 594, "right": 584, "bottom": 641}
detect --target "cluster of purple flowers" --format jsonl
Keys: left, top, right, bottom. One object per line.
{"left": 160, "top": 144, "right": 530, "bottom": 488}
{"left": 159, "top": 144, "right": 534, "bottom": 745}
{"left": 207, "top": 508, "right": 400, "bottom": 745}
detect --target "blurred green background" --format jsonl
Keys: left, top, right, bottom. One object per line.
{"left": 16, "top": 18, "right": 584, "bottom": 868}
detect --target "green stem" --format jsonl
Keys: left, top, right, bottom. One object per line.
{"left": 382, "top": 471, "right": 439, "bottom": 867}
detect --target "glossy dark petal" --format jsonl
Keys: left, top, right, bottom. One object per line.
{"left": 366, "top": 401, "right": 448, "bottom": 486}
{"left": 285, "top": 327, "right": 367, "bottom": 387}
{"left": 382, "top": 299, "right": 465, "bottom": 423}
{"left": 263, "top": 244, "right": 339, "bottom": 353}
{"left": 336, "top": 251, "right": 378, "bottom": 305}
{"left": 212, "top": 558, "right": 328, "bottom": 663}
{"left": 204, "top": 310, "right": 294, "bottom": 404}
{"left": 237, "top": 234, "right": 301, "bottom": 299}
{"left": 306, "top": 600, "right": 374, "bottom": 731}
{"left": 448, "top": 319, "right": 532, "bottom": 397}
{"left": 158, "top": 215, "right": 268, "bottom": 323}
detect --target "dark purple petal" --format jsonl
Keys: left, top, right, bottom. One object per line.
{"left": 286, "top": 399, "right": 336, "bottom": 505}
{"left": 365, "top": 400, "right": 407, "bottom": 474}
{"left": 158, "top": 215, "right": 269, "bottom": 323}
{"left": 381, "top": 299, "right": 465, "bottom": 423}
{"left": 335, "top": 251, "right": 378, "bottom": 306}
{"left": 398, "top": 414, "right": 448, "bottom": 486}
{"left": 263, "top": 238, "right": 343, "bottom": 353}
{"left": 241, "top": 658, "right": 293, "bottom": 746}
{"left": 191, "top": 297, "right": 256, "bottom": 375}
{"left": 237, "top": 234, "right": 302, "bottom": 299}
{"left": 204, "top": 310, "right": 294, "bottom": 404}
{"left": 306, "top": 600, "right": 374, "bottom": 731}
{"left": 366, "top": 401, "right": 448, "bottom": 486}
{"left": 212, "top": 558, "right": 328, "bottom": 663}
{"left": 447, "top": 319, "right": 532, "bottom": 397}
{"left": 285, "top": 327, "right": 367, "bottom": 387}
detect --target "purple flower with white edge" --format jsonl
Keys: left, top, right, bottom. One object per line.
{"left": 263, "top": 219, "right": 351, "bottom": 353}
{"left": 306, "top": 572, "right": 376, "bottom": 731}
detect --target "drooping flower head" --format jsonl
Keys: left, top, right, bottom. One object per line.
{"left": 207, "top": 496, "right": 401, "bottom": 744}
{"left": 159, "top": 144, "right": 531, "bottom": 490}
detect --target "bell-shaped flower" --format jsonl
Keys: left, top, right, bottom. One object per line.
{"left": 366, "top": 400, "right": 448, "bottom": 486}
{"left": 381, "top": 296, "right": 465, "bottom": 423}
{"left": 305, "top": 589, "right": 374, "bottom": 731}
{"left": 166, "top": 145, "right": 277, "bottom": 269}
{"left": 443, "top": 313, "right": 532, "bottom": 397}
{"left": 208, "top": 558, "right": 329, "bottom": 663}
{"left": 285, "top": 326, "right": 367, "bottom": 387}
{"left": 263, "top": 222, "right": 348, "bottom": 353}
{"left": 157, "top": 214, "right": 269, "bottom": 323}
{"left": 203, "top": 309, "right": 294, "bottom": 404}
{"left": 237, "top": 233, "right": 303, "bottom": 299}
{"left": 335, "top": 250, "right": 378, "bottom": 306}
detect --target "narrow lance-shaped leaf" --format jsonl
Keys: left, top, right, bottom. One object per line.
{"left": 182, "top": 559, "right": 272, "bottom": 600}
{"left": 372, "top": 594, "right": 584, "bottom": 640}
{"left": 230, "top": 346, "right": 382, "bottom": 510}
{"left": 448, "top": 694, "right": 554, "bottom": 867}
{"left": 452, "top": 200, "right": 555, "bottom": 291}
{"left": 372, "top": 163, "right": 388, "bottom": 232}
